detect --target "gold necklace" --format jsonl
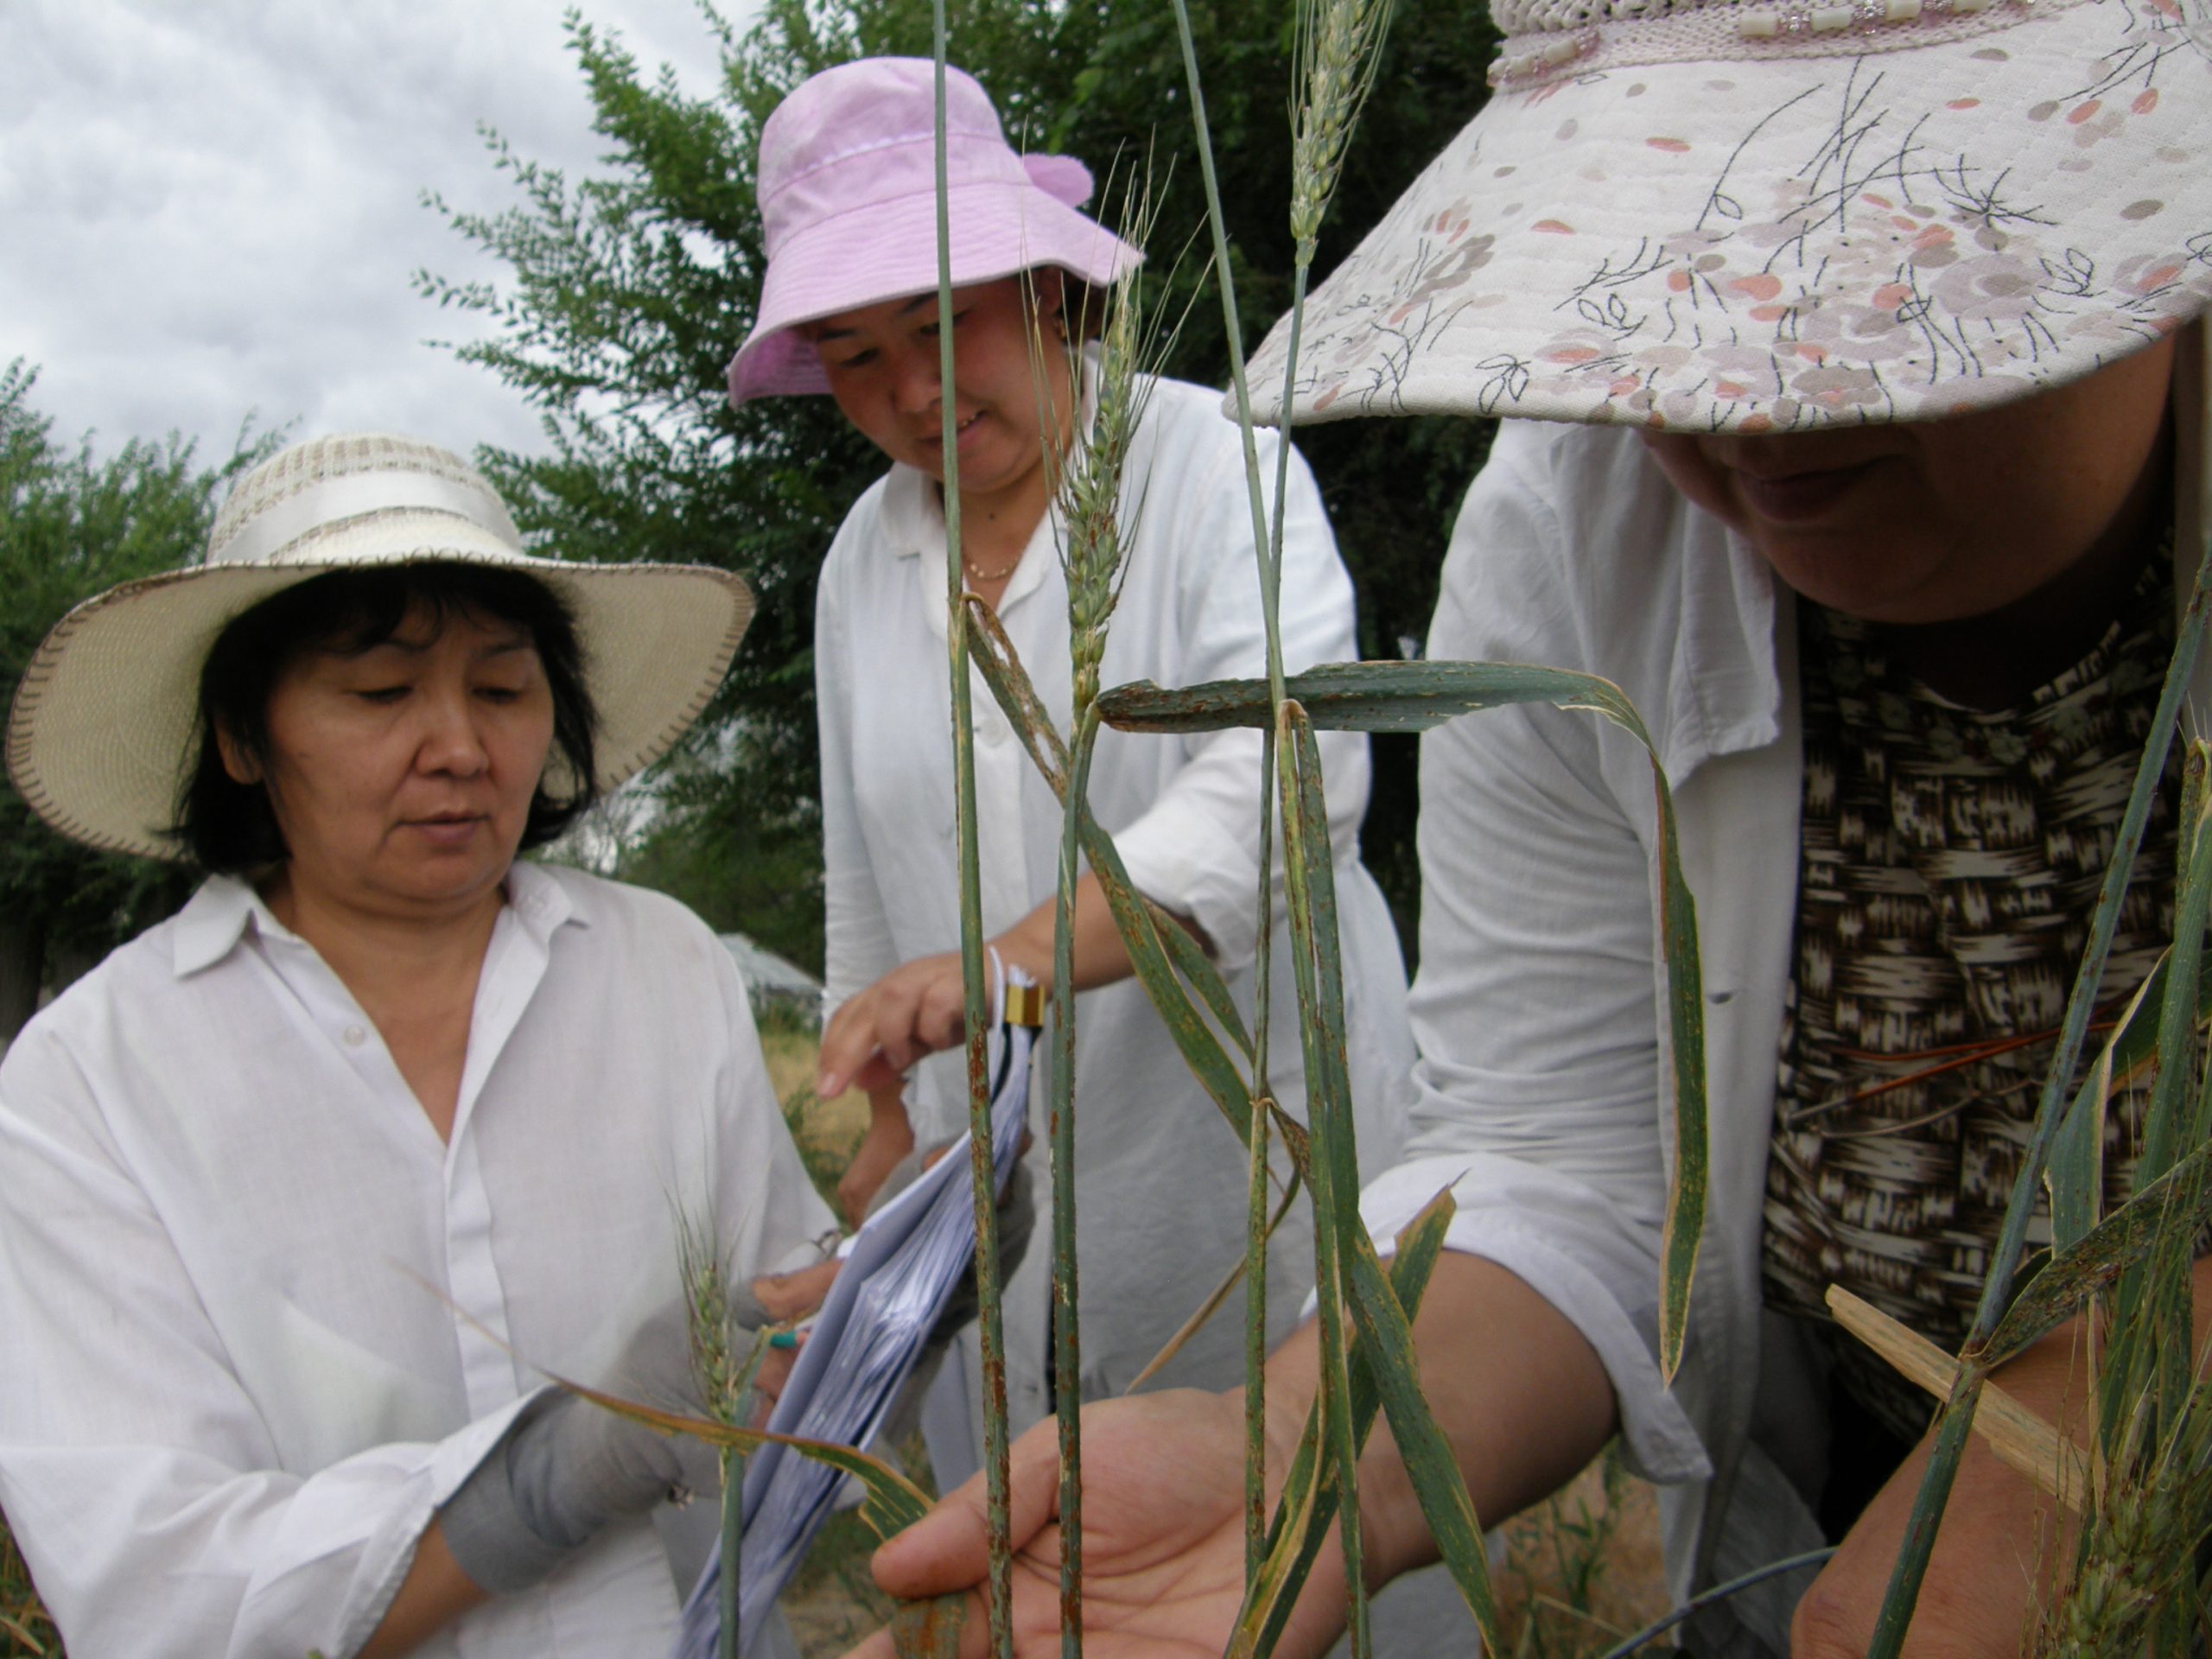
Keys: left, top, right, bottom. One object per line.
{"left": 963, "top": 550, "right": 1022, "bottom": 583}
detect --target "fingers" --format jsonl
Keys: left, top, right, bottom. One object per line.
{"left": 817, "top": 955, "right": 969, "bottom": 1098}
{"left": 753, "top": 1257, "right": 841, "bottom": 1324}
{"left": 814, "top": 997, "right": 880, "bottom": 1100}
{"left": 872, "top": 1414, "right": 1066, "bottom": 1599}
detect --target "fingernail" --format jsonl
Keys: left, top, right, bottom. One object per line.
{"left": 816, "top": 1071, "right": 839, "bottom": 1097}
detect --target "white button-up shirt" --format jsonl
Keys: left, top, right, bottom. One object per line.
{"left": 0, "top": 861, "right": 831, "bottom": 1658}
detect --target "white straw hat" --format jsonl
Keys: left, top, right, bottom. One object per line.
{"left": 7, "top": 433, "right": 755, "bottom": 861}
{"left": 1249, "top": 0, "right": 2212, "bottom": 433}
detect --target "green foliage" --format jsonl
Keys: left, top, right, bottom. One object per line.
{"left": 423, "top": 0, "right": 1498, "bottom": 957}
{"left": 0, "top": 364, "right": 263, "bottom": 1036}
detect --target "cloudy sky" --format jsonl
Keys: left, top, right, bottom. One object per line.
{"left": 3, "top": 1, "right": 754, "bottom": 465}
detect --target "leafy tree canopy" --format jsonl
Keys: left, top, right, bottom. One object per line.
{"left": 0, "top": 364, "right": 268, "bottom": 1038}
{"left": 422, "top": 0, "right": 1502, "bottom": 965}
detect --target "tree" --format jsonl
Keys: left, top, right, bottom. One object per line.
{"left": 0, "top": 364, "right": 261, "bottom": 1041}
{"left": 423, "top": 0, "right": 1501, "bottom": 961}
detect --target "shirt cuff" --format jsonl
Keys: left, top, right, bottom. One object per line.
{"left": 1109, "top": 795, "right": 1262, "bottom": 969}
{"left": 1359, "top": 1154, "right": 1712, "bottom": 1487}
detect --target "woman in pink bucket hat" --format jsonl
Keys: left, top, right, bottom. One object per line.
{"left": 844, "top": 0, "right": 2212, "bottom": 1654}
{"left": 728, "top": 51, "right": 1418, "bottom": 1534}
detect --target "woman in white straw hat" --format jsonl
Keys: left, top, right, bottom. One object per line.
{"left": 0, "top": 432, "right": 836, "bottom": 1657}
{"left": 728, "top": 52, "right": 1418, "bottom": 1505}
{"left": 843, "top": 0, "right": 2212, "bottom": 1653}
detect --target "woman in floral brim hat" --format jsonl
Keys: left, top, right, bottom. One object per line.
{"left": 728, "top": 52, "right": 1423, "bottom": 1618}
{"left": 843, "top": 0, "right": 2212, "bottom": 1654}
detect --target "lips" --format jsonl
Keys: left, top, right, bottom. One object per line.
{"left": 404, "top": 812, "right": 487, "bottom": 844}
{"left": 918, "top": 410, "right": 983, "bottom": 448}
{"left": 1727, "top": 457, "right": 1878, "bottom": 524}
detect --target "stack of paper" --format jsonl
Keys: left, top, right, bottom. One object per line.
{"left": 671, "top": 970, "right": 1039, "bottom": 1658}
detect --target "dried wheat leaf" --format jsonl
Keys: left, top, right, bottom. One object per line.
{"left": 1826, "top": 1289, "right": 2094, "bottom": 1510}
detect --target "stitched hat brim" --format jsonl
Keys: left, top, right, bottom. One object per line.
{"left": 1249, "top": 0, "right": 2212, "bottom": 433}
{"left": 727, "top": 179, "right": 1143, "bottom": 403}
{"left": 6, "top": 545, "right": 753, "bottom": 862}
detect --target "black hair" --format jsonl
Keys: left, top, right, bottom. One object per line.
{"left": 175, "top": 563, "right": 600, "bottom": 873}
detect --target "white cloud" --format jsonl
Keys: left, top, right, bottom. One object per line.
{"left": 0, "top": 0, "right": 748, "bottom": 465}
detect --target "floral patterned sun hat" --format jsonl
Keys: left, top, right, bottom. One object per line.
{"left": 1247, "top": 0, "right": 2212, "bottom": 433}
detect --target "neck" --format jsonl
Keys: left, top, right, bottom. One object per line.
{"left": 951, "top": 463, "right": 1055, "bottom": 578}
{"left": 262, "top": 869, "right": 505, "bottom": 1007}
{"left": 1890, "top": 431, "right": 2174, "bottom": 710}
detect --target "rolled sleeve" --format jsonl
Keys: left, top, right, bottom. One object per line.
{"left": 1110, "top": 764, "right": 1264, "bottom": 962}
{"left": 1361, "top": 1155, "right": 1709, "bottom": 1484}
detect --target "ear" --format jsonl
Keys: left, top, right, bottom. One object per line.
{"left": 1028, "top": 267, "right": 1067, "bottom": 332}
{"left": 213, "top": 723, "right": 262, "bottom": 786}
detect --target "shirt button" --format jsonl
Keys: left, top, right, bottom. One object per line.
{"left": 342, "top": 1025, "right": 367, "bottom": 1047}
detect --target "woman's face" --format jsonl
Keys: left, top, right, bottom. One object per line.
{"left": 223, "top": 603, "right": 556, "bottom": 925}
{"left": 1639, "top": 334, "right": 2178, "bottom": 625}
{"left": 810, "top": 274, "right": 1072, "bottom": 510}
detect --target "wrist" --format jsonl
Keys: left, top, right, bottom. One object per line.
{"left": 986, "top": 927, "right": 1054, "bottom": 995}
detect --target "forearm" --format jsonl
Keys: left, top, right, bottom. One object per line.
{"left": 359, "top": 1521, "right": 487, "bottom": 1659}
{"left": 990, "top": 871, "right": 1164, "bottom": 995}
{"left": 1261, "top": 1251, "right": 1618, "bottom": 1593}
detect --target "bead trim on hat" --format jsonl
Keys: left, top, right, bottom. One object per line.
{"left": 1486, "top": 0, "right": 2062, "bottom": 86}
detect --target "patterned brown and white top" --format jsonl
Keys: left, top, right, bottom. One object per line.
{"left": 1762, "top": 549, "right": 2178, "bottom": 1441}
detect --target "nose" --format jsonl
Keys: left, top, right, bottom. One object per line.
{"left": 415, "top": 682, "right": 490, "bottom": 778}
{"left": 887, "top": 341, "right": 941, "bottom": 419}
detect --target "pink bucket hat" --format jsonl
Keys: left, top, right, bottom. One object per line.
{"left": 726, "top": 58, "right": 1144, "bottom": 404}
{"left": 1246, "top": 0, "right": 2212, "bottom": 434}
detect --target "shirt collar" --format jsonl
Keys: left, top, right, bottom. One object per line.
{"left": 169, "top": 875, "right": 264, "bottom": 977}
{"left": 168, "top": 861, "right": 587, "bottom": 979}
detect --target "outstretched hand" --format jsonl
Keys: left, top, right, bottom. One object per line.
{"left": 842, "top": 1389, "right": 1347, "bottom": 1659}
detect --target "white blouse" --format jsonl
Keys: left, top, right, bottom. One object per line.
{"left": 815, "top": 368, "right": 1414, "bottom": 1428}
{"left": 0, "top": 861, "right": 832, "bottom": 1658}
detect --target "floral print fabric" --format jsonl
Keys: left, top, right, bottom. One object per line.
{"left": 1247, "top": 0, "right": 2211, "bottom": 434}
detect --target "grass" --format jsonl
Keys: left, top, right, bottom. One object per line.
{"left": 1491, "top": 1447, "right": 1673, "bottom": 1659}
{"left": 1, "top": 1527, "right": 55, "bottom": 1657}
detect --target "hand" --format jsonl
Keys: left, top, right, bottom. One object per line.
{"left": 817, "top": 952, "right": 974, "bottom": 1100}
{"left": 1791, "top": 1419, "right": 2063, "bottom": 1657}
{"left": 842, "top": 1389, "right": 1348, "bottom": 1659}
{"left": 751, "top": 1256, "right": 842, "bottom": 1326}
{"left": 816, "top": 874, "right": 1142, "bottom": 1100}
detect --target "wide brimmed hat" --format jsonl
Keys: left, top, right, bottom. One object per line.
{"left": 7, "top": 432, "right": 755, "bottom": 861}
{"left": 1248, "top": 0, "right": 2212, "bottom": 434}
{"left": 726, "top": 56, "right": 1144, "bottom": 404}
